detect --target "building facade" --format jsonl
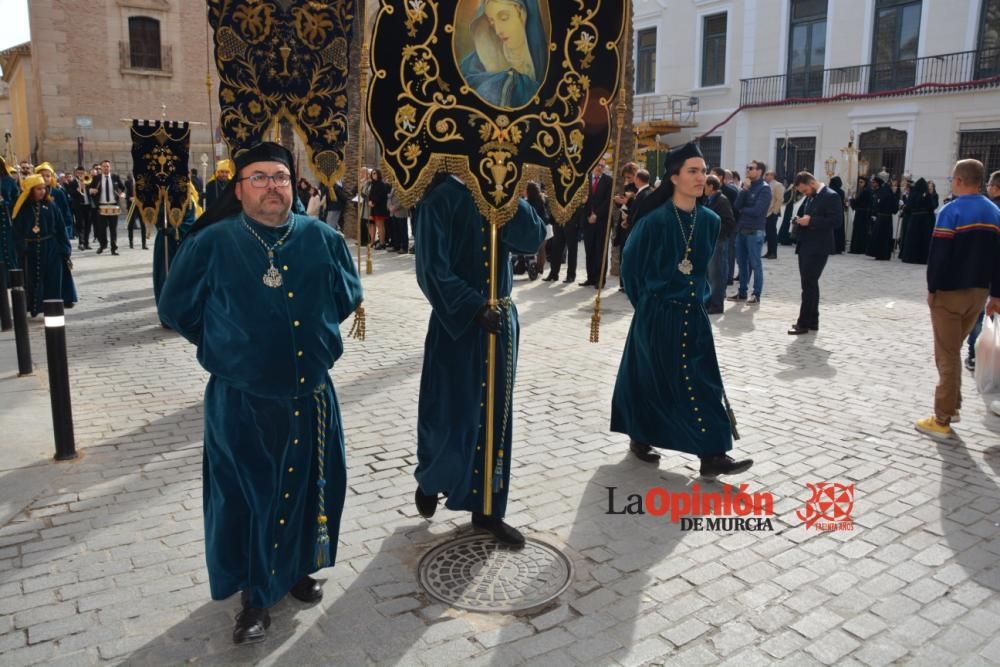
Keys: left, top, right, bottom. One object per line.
{"left": 633, "top": 0, "right": 1000, "bottom": 190}
{"left": 3, "top": 0, "right": 222, "bottom": 176}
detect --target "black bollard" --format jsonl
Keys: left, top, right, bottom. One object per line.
{"left": 9, "top": 269, "right": 32, "bottom": 376}
{"left": 0, "top": 261, "right": 11, "bottom": 331}
{"left": 43, "top": 300, "right": 77, "bottom": 461}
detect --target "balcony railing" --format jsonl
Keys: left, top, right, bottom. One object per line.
{"left": 634, "top": 94, "right": 699, "bottom": 126}
{"left": 740, "top": 47, "right": 1000, "bottom": 107}
{"left": 118, "top": 42, "right": 173, "bottom": 75}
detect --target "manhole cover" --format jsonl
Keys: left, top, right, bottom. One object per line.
{"left": 418, "top": 534, "right": 574, "bottom": 613}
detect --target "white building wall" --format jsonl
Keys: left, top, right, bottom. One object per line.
{"left": 632, "top": 0, "right": 1000, "bottom": 187}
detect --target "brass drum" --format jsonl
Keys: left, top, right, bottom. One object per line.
{"left": 98, "top": 205, "right": 121, "bottom": 217}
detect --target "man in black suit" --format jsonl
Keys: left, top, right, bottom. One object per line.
{"left": 89, "top": 159, "right": 125, "bottom": 255}
{"left": 65, "top": 166, "right": 96, "bottom": 250}
{"left": 788, "top": 171, "right": 838, "bottom": 335}
{"left": 580, "top": 160, "right": 613, "bottom": 287}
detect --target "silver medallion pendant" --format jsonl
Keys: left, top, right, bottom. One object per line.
{"left": 678, "top": 258, "right": 694, "bottom": 275}
{"left": 263, "top": 263, "right": 283, "bottom": 288}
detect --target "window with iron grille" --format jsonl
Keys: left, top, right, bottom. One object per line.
{"left": 774, "top": 137, "right": 816, "bottom": 184}
{"left": 129, "top": 17, "right": 162, "bottom": 70}
{"left": 699, "top": 136, "right": 722, "bottom": 170}
{"left": 958, "top": 130, "right": 1000, "bottom": 183}
{"left": 787, "top": 0, "right": 828, "bottom": 99}
{"left": 636, "top": 28, "right": 657, "bottom": 94}
{"left": 701, "top": 13, "right": 727, "bottom": 87}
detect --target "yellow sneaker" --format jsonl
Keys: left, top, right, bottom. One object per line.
{"left": 915, "top": 416, "right": 956, "bottom": 441}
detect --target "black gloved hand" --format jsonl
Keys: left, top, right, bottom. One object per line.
{"left": 475, "top": 305, "right": 502, "bottom": 335}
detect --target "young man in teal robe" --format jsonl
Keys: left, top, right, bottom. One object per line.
{"left": 413, "top": 174, "right": 546, "bottom": 547}
{"left": 611, "top": 143, "right": 753, "bottom": 478}
{"left": 158, "top": 142, "right": 362, "bottom": 645}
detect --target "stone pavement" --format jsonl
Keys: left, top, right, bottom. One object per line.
{"left": 0, "top": 238, "right": 998, "bottom": 666}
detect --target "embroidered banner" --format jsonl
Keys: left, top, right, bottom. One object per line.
{"left": 130, "top": 120, "right": 192, "bottom": 229}
{"left": 208, "top": 0, "right": 355, "bottom": 189}
{"left": 367, "top": 0, "right": 627, "bottom": 225}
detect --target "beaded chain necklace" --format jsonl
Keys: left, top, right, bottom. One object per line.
{"left": 671, "top": 203, "right": 697, "bottom": 275}
{"left": 240, "top": 214, "right": 295, "bottom": 288}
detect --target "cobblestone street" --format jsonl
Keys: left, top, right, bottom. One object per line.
{"left": 1, "top": 240, "right": 999, "bottom": 666}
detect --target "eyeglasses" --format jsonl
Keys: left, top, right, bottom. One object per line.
{"left": 745, "top": 165, "right": 758, "bottom": 171}
{"left": 241, "top": 173, "right": 292, "bottom": 188}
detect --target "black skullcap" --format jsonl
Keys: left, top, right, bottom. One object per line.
{"left": 190, "top": 141, "right": 301, "bottom": 234}
{"left": 872, "top": 176, "right": 885, "bottom": 186}
{"left": 629, "top": 142, "right": 706, "bottom": 224}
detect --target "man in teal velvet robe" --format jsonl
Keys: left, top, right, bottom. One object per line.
{"left": 412, "top": 174, "right": 546, "bottom": 547}
{"left": 158, "top": 142, "right": 362, "bottom": 645}
{"left": 151, "top": 192, "right": 197, "bottom": 314}
{"left": 611, "top": 143, "right": 753, "bottom": 478}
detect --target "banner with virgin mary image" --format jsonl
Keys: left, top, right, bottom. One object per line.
{"left": 367, "top": 0, "right": 627, "bottom": 225}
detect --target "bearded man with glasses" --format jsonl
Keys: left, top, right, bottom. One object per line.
{"left": 728, "top": 160, "right": 771, "bottom": 305}
{"left": 158, "top": 142, "right": 363, "bottom": 645}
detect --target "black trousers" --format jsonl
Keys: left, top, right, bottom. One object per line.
{"left": 796, "top": 253, "right": 828, "bottom": 330}
{"left": 549, "top": 216, "right": 579, "bottom": 278}
{"left": 96, "top": 214, "right": 119, "bottom": 251}
{"left": 127, "top": 213, "right": 147, "bottom": 248}
{"left": 74, "top": 207, "right": 94, "bottom": 246}
{"left": 765, "top": 213, "right": 779, "bottom": 256}
{"left": 582, "top": 219, "right": 610, "bottom": 284}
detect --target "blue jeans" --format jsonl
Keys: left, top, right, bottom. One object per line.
{"left": 707, "top": 236, "right": 729, "bottom": 310}
{"left": 735, "top": 230, "right": 766, "bottom": 297}
{"left": 968, "top": 309, "right": 986, "bottom": 359}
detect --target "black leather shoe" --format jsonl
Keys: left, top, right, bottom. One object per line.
{"left": 289, "top": 575, "right": 323, "bottom": 603}
{"left": 629, "top": 439, "right": 660, "bottom": 463}
{"left": 472, "top": 513, "right": 525, "bottom": 548}
{"left": 699, "top": 454, "right": 753, "bottom": 478}
{"left": 787, "top": 325, "right": 810, "bottom": 335}
{"left": 762, "top": 254, "right": 777, "bottom": 259}
{"left": 415, "top": 487, "right": 438, "bottom": 518}
{"left": 111, "top": 250, "right": 119, "bottom": 256}
{"left": 562, "top": 275, "right": 575, "bottom": 283}
{"left": 542, "top": 272, "right": 559, "bottom": 282}
{"left": 96, "top": 248, "right": 104, "bottom": 254}
{"left": 578, "top": 280, "right": 596, "bottom": 287}
{"left": 233, "top": 600, "right": 270, "bottom": 645}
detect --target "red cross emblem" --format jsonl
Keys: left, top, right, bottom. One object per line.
{"left": 797, "top": 483, "right": 855, "bottom": 529}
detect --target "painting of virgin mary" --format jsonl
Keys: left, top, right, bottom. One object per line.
{"left": 457, "top": 0, "right": 549, "bottom": 109}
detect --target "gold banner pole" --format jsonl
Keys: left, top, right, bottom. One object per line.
{"left": 482, "top": 221, "right": 500, "bottom": 515}
{"left": 349, "top": 8, "right": 370, "bottom": 340}
{"left": 590, "top": 1, "right": 631, "bottom": 343}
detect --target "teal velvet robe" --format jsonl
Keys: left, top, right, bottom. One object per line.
{"left": 157, "top": 212, "right": 362, "bottom": 608}
{"left": 12, "top": 201, "right": 77, "bottom": 316}
{"left": 151, "top": 204, "right": 196, "bottom": 307}
{"left": 50, "top": 187, "right": 74, "bottom": 239}
{"left": 414, "top": 178, "right": 545, "bottom": 518}
{"left": 610, "top": 203, "right": 733, "bottom": 456}
{"left": 0, "top": 176, "right": 18, "bottom": 270}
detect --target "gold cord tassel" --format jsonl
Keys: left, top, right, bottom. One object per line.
{"left": 349, "top": 303, "right": 366, "bottom": 341}
{"left": 589, "top": 308, "right": 601, "bottom": 343}
{"left": 365, "top": 243, "right": 373, "bottom": 275}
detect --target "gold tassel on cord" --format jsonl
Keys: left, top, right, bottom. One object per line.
{"left": 365, "top": 243, "right": 373, "bottom": 275}
{"left": 349, "top": 303, "right": 366, "bottom": 341}
{"left": 589, "top": 308, "right": 601, "bottom": 343}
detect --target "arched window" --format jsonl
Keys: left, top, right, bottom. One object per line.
{"left": 128, "top": 16, "right": 162, "bottom": 70}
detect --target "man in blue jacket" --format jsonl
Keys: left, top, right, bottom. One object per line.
{"left": 915, "top": 159, "right": 1000, "bottom": 441}
{"left": 729, "top": 160, "right": 771, "bottom": 304}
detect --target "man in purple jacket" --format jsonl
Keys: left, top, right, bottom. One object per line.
{"left": 728, "top": 160, "right": 771, "bottom": 304}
